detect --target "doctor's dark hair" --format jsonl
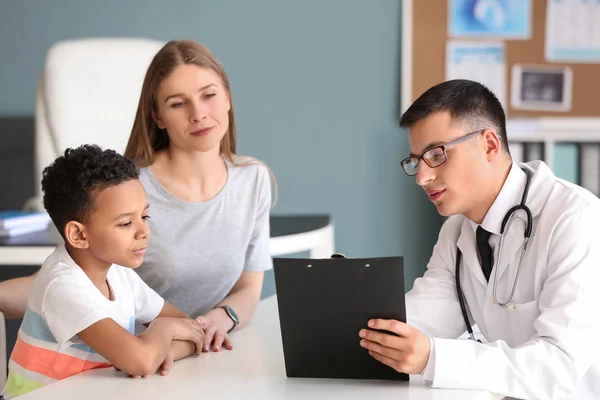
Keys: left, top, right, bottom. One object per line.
{"left": 41, "top": 144, "right": 140, "bottom": 239}
{"left": 400, "top": 79, "right": 510, "bottom": 155}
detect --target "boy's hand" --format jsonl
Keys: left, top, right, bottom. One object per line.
{"left": 128, "top": 340, "right": 194, "bottom": 378}
{"left": 129, "top": 350, "right": 174, "bottom": 378}
{"left": 158, "top": 351, "right": 175, "bottom": 376}
{"left": 196, "top": 311, "right": 234, "bottom": 353}
{"left": 124, "top": 351, "right": 175, "bottom": 379}
{"left": 170, "top": 318, "right": 205, "bottom": 355}
{"left": 152, "top": 317, "right": 205, "bottom": 355}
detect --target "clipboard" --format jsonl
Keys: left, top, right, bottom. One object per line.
{"left": 273, "top": 255, "right": 408, "bottom": 381}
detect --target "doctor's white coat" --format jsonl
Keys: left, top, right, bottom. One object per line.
{"left": 406, "top": 161, "right": 600, "bottom": 400}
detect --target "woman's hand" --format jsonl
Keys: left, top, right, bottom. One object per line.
{"left": 195, "top": 309, "right": 234, "bottom": 352}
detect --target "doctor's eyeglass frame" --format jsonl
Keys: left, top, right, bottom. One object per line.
{"left": 400, "top": 129, "right": 497, "bottom": 176}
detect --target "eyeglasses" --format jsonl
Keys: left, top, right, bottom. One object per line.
{"left": 401, "top": 129, "right": 492, "bottom": 176}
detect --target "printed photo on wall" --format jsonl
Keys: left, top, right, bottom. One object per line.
{"left": 511, "top": 64, "right": 573, "bottom": 111}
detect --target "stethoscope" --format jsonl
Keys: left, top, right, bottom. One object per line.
{"left": 456, "top": 166, "right": 534, "bottom": 342}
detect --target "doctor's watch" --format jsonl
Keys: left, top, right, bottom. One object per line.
{"left": 219, "top": 305, "right": 239, "bottom": 333}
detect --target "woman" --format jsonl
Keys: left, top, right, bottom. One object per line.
{"left": 125, "top": 39, "right": 275, "bottom": 352}
{"left": 0, "top": 40, "right": 275, "bottom": 355}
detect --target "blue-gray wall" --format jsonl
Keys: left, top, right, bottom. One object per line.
{"left": 0, "top": 0, "right": 443, "bottom": 295}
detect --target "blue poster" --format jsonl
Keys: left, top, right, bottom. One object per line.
{"left": 449, "top": 0, "right": 531, "bottom": 38}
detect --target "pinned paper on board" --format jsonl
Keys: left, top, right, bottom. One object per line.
{"left": 446, "top": 41, "right": 507, "bottom": 109}
{"left": 510, "top": 64, "right": 573, "bottom": 112}
{"left": 545, "top": 0, "right": 600, "bottom": 63}
{"left": 449, "top": 0, "right": 531, "bottom": 38}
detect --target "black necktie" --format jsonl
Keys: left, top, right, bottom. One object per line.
{"left": 476, "top": 226, "right": 493, "bottom": 281}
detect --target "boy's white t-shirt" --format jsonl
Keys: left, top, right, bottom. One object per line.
{"left": 2, "top": 243, "right": 165, "bottom": 399}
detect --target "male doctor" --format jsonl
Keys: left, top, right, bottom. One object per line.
{"left": 359, "top": 79, "right": 600, "bottom": 399}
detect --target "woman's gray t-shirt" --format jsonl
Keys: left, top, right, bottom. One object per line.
{"left": 135, "top": 161, "right": 273, "bottom": 317}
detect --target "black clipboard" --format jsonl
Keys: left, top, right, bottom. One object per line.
{"left": 273, "top": 255, "right": 408, "bottom": 381}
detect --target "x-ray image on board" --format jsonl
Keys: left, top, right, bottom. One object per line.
{"left": 511, "top": 65, "right": 572, "bottom": 112}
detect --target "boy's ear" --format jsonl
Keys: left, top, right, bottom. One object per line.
{"left": 64, "top": 221, "right": 89, "bottom": 249}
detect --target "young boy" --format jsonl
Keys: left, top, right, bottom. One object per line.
{"left": 2, "top": 145, "right": 205, "bottom": 398}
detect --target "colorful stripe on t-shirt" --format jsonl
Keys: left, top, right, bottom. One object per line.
{"left": 2, "top": 307, "right": 121, "bottom": 399}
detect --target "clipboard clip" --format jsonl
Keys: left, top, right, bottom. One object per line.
{"left": 329, "top": 253, "right": 370, "bottom": 267}
{"left": 307, "top": 254, "right": 347, "bottom": 268}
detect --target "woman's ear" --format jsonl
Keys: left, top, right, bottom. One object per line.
{"left": 224, "top": 90, "right": 231, "bottom": 113}
{"left": 64, "top": 221, "right": 89, "bottom": 250}
{"left": 152, "top": 109, "right": 166, "bottom": 130}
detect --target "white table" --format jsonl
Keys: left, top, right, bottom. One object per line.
{"left": 0, "top": 215, "right": 335, "bottom": 265}
{"left": 18, "top": 296, "right": 502, "bottom": 400}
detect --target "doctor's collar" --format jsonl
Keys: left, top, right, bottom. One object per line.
{"left": 468, "top": 162, "right": 527, "bottom": 236}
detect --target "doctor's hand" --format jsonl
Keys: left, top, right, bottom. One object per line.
{"left": 196, "top": 310, "right": 234, "bottom": 353}
{"left": 359, "top": 319, "right": 431, "bottom": 375}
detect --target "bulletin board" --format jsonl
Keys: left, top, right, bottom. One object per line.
{"left": 404, "top": 0, "right": 600, "bottom": 118}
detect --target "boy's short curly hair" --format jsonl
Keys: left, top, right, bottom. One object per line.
{"left": 41, "top": 144, "right": 140, "bottom": 238}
